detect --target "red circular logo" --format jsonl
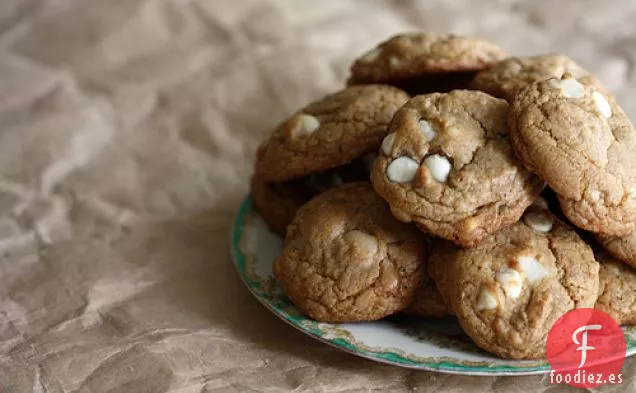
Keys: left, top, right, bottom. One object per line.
{"left": 547, "top": 308, "right": 626, "bottom": 388}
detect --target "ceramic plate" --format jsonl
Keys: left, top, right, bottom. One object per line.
{"left": 231, "top": 197, "right": 636, "bottom": 375}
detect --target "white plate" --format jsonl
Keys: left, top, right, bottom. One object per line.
{"left": 231, "top": 197, "right": 636, "bottom": 375}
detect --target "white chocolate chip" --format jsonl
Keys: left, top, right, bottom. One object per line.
{"left": 360, "top": 48, "right": 381, "bottom": 63}
{"left": 293, "top": 114, "right": 320, "bottom": 137}
{"left": 495, "top": 268, "right": 523, "bottom": 299}
{"left": 561, "top": 79, "right": 585, "bottom": 98}
{"left": 386, "top": 156, "right": 419, "bottom": 183}
{"left": 533, "top": 196, "right": 549, "bottom": 210}
{"left": 381, "top": 133, "right": 396, "bottom": 155}
{"left": 549, "top": 78, "right": 585, "bottom": 99}
{"left": 590, "top": 189, "right": 601, "bottom": 201}
{"left": 523, "top": 211, "right": 554, "bottom": 233}
{"left": 343, "top": 230, "right": 378, "bottom": 256}
{"left": 516, "top": 255, "right": 550, "bottom": 285}
{"left": 476, "top": 288, "right": 498, "bottom": 310}
{"left": 389, "top": 56, "right": 401, "bottom": 68}
{"left": 592, "top": 91, "right": 612, "bottom": 118}
{"left": 418, "top": 120, "right": 437, "bottom": 142}
{"left": 423, "top": 154, "right": 452, "bottom": 183}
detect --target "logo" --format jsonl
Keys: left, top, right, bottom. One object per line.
{"left": 572, "top": 324, "right": 602, "bottom": 368}
{"left": 547, "top": 309, "right": 626, "bottom": 388}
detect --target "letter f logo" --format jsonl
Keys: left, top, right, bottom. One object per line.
{"left": 572, "top": 324, "right": 602, "bottom": 368}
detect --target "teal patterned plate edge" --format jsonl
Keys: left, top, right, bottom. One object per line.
{"left": 230, "top": 197, "right": 636, "bottom": 376}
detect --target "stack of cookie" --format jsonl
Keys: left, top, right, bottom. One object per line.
{"left": 250, "top": 33, "right": 636, "bottom": 360}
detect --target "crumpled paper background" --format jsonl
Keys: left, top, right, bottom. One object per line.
{"left": 1, "top": 0, "right": 635, "bottom": 392}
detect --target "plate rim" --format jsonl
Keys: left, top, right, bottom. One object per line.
{"left": 230, "top": 196, "right": 635, "bottom": 376}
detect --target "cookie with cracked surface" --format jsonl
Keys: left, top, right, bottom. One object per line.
{"left": 250, "top": 175, "right": 314, "bottom": 236}
{"left": 273, "top": 182, "right": 427, "bottom": 323}
{"left": 255, "top": 85, "right": 409, "bottom": 182}
{"left": 597, "top": 231, "right": 636, "bottom": 270}
{"left": 508, "top": 74, "right": 636, "bottom": 236}
{"left": 403, "top": 276, "right": 452, "bottom": 318}
{"left": 370, "top": 90, "right": 544, "bottom": 247}
{"left": 595, "top": 253, "right": 636, "bottom": 325}
{"left": 429, "top": 205, "right": 600, "bottom": 359}
{"left": 470, "top": 54, "right": 588, "bottom": 101}
{"left": 347, "top": 33, "right": 507, "bottom": 93}
{"left": 251, "top": 159, "right": 372, "bottom": 236}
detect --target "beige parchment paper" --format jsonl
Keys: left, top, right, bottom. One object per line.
{"left": 0, "top": 0, "right": 635, "bottom": 392}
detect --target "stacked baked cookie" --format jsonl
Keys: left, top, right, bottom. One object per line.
{"left": 250, "top": 33, "right": 636, "bottom": 360}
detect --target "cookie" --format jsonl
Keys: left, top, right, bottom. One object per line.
{"left": 470, "top": 54, "right": 588, "bottom": 101}
{"left": 303, "top": 159, "right": 373, "bottom": 193}
{"left": 251, "top": 157, "right": 373, "bottom": 235}
{"left": 540, "top": 187, "right": 599, "bottom": 245}
{"left": 370, "top": 90, "right": 544, "bottom": 247}
{"left": 403, "top": 277, "right": 452, "bottom": 318}
{"left": 429, "top": 205, "right": 600, "bottom": 359}
{"left": 250, "top": 175, "right": 313, "bottom": 236}
{"left": 255, "top": 85, "right": 409, "bottom": 182}
{"left": 273, "top": 182, "right": 427, "bottom": 323}
{"left": 595, "top": 253, "right": 636, "bottom": 325}
{"left": 508, "top": 74, "right": 636, "bottom": 236}
{"left": 348, "top": 33, "right": 507, "bottom": 92}
{"left": 597, "top": 231, "right": 636, "bottom": 269}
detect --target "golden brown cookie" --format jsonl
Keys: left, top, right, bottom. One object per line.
{"left": 250, "top": 175, "right": 314, "bottom": 236}
{"left": 508, "top": 74, "right": 636, "bottom": 236}
{"left": 348, "top": 33, "right": 507, "bottom": 90}
{"left": 595, "top": 253, "right": 636, "bottom": 325}
{"left": 274, "top": 182, "right": 427, "bottom": 323}
{"left": 470, "top": 54, "right": 588, "bottom": 101}
{"left": 597, "top": 231, "right": 636, "bottom": 270}
{"left": 371, "top": 90, "right": 544, "bottom": 247}
{"left": 429, "top": 205, "right": 600, "bottom": 359}
{"left": 251, "top": 157, "right": 374, "bottom": 236}
{"left": 403, "top": 277, "right": 452, "bottom": 318}
{"left": 255, "top": 85, "right": 409, "bottom": 182}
